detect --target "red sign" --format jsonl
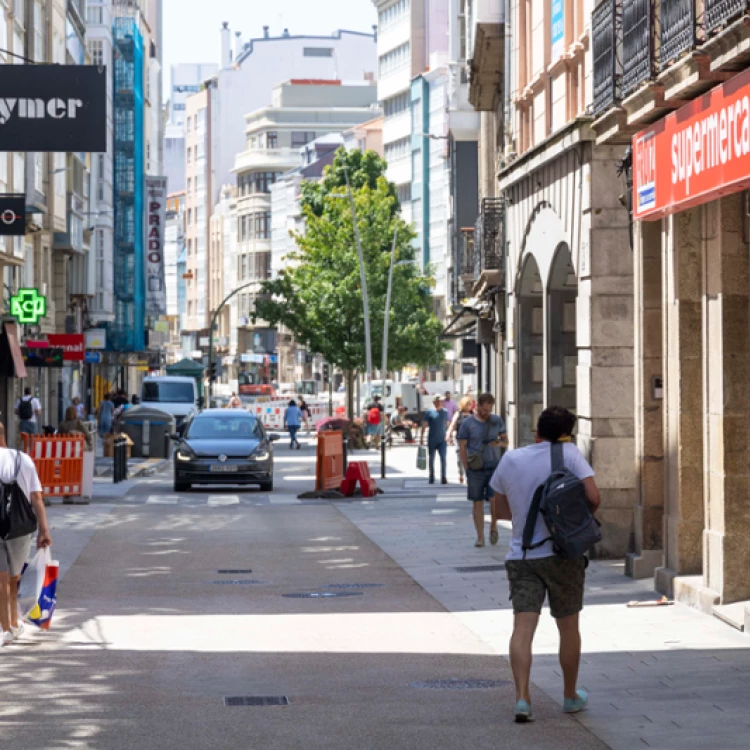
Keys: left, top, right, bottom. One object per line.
{"left": 633, "top": 66, "right": 750, "bottom": 220}
{"left": 47, "top": 334, "right": 85, "bottom": 361}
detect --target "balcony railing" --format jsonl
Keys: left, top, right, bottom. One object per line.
{"left": 661, "top": 0, "right": 695, "bottom": 68}
{"left": 593, "top": 0, "right": 621, "bottom": 116}
{"left": 474, "top": 198, "right": 504, "bottom": 280}
{"left": 622, "top": 0, "right": 654, "bottom": 96}
{"left": 705, "top": 0, "right": 749, "bottom": 34}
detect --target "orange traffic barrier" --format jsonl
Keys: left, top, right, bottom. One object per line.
{"left": 315, "top": 430, "right": 344, "bottom": 491}
{"left": 22, "top": 434, "right": 85, "bottom": 498}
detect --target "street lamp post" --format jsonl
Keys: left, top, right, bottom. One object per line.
{"left": 207, "top": 280, "right": 257, "bottom": 406}
{"left": 380, "top": 226, "right": 399, "bottom": 479}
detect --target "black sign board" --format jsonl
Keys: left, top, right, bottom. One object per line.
{"left": 0, "top": 65, "right": 107, "bottom": 152}
{"left": 22, "top": 347, "right": 65, "bottom": 368}
{"left": 0, "top": 195, "right": 25, "bottom": 236}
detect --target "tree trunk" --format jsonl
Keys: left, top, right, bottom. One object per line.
{"left": 345, "top": 370, "right": 355, "bottom": 420}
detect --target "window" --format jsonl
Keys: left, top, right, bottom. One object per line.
{"left": 187, "top": 177, "right": 192, "bottom": 194}
{"left": 383, "top": 92, "right": 409, "bottom": 118}
{"left": 173, "top": 103, "right": 186, "bottom": 111}
{"left": 378, "top": 0, "right": 410, "bottom": 31}
{"left": 291, "top": 131, "right": 316, "bottom": 148}
{"left": 87, "top": 5, "right": 103, "bottom": 24}
{"left": 304, "top": 47, "right": 333, "bottom": 57}
{"left": 33, "top": 0, "right": 45, "bottom": 62}
{"left": 188, "top": 300, "right": 194, "bottom": 316}
{"left": 397, "top": 183, "right": 411, "bottom": 203}
{"left": 266, "top": 132, "right": 278, "bottom": 149}
{"left": 241, "top": 254, "right": 248, "bottom": 279}
{"left": 186, "top": 116, "right": 192, "bottom": 134}
{"left": 187, "top": 208, "right": 193, "bottom": 226}
{"left": 384, "top": 137, "right": 410, "bottom": 163}
{"left": 88, "top": 40, "right": 104, "bottom": 66}
{"left": 379, "top": 42, "right": 410, "bottom": 77}
{"left": 187, "top": 239, "right": 192, "bottom": 255}
{"left": 254, "top": 211, "right": 271, "bottom": 239}
{"left": 187, "top": 148, "right": 192, "bottom": 166}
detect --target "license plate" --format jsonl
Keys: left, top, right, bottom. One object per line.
{"left": 210, "top": 464, "right": 238, "bottom": 473}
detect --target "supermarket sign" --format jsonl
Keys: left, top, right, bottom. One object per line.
{"left": 25, "top": 334, "right": 85, "bottom": 361}
{"left": 633, "top": 66, "right": 750, "bottom": 220}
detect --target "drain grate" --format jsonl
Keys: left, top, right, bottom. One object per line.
{"left": 454, "top": 564, "right": 506, "bottom": 573}
{"left": 218, "top": 569, "right": 253, "bottom": 574}
{"left": 282, "top": 592, "right": 363, "bottom": 598}
{"left": 324, "top": 583, "right": 384, "bottom": 589}
{"left": 208, "top": 580, "right": 267, "bottom": 585}
{"left": 410, "top": 679, "right": 510, "bottom": 690}
{"left": 223, "top": 696, "right": 289, "bottom": 707}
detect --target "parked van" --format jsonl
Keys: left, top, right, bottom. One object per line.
{"left": 141, "top": 376, "right": 199, "bottom": 425}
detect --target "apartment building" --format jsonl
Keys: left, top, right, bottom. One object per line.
{"left": 164, "top": 191, "right": 185, "bottom": 361}
{"left": 592, "top": 0, "right": 750, "bottom": 617}
{"left": 228, "top": 79, "right": 380, "bottom": 386}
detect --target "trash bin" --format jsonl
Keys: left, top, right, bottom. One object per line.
{"left": 118, "top": 406, "right": 176, "bottom": 459}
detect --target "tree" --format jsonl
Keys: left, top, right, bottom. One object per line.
{"left": 255, "top": 148, "right": 447, "bottom": 416}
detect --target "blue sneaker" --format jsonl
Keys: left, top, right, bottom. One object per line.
{"left": 563, "top": 689, "right": 589, "bottom": 713}
{"left": 514, "top": 699, "right": 534, "bottom": 723}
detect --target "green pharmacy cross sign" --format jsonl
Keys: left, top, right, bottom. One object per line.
{"left": 10, "top": 288, "right": 47, "bottom": 324}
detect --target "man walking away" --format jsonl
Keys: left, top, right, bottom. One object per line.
{"left": 490, "top": 406, "right": 600, "bottom": 722}
{"left": 443, "top": 391, "right": 458, "bottom": 422}
{"left": 284, "top": 399, "right": 302, "bottom": 450}
{"left": 457, "top": 393, "right": 507, "bottom": 547}
{"left": 15, "top": 388, "right": 41, "bottom": 437}
{"left": 0, "top": 422, "right": 52, "bottom": 645}
{"left": 420, "top": 396, "right": 449, "bottom": 485}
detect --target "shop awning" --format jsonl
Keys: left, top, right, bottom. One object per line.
{"left": 0, "top": 322, "right": 27, "bottom": 378}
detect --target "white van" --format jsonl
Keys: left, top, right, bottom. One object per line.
{"left": 141, "top": 376, "right": 199, "bottom": 425}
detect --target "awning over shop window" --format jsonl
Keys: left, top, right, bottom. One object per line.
{"left": 0, "top": 322, "right": 27, "bottom": 378}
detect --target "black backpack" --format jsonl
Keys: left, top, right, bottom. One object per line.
{"left": 522, "top": 442, "right": 601, "bottom": 560}
{"left": 18, "top": 397, "right": 33, "bottom": 421}
{"left": 0, "top": 451, "right": 38, "bottom": 541}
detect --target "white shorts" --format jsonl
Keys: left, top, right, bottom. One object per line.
{"left": 0, "top": 535, "right": 33, "bottom": 577}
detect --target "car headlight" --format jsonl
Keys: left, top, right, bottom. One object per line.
{"left": 250, "top": 448, "right": 270, "bottom": 462}
{"left": 176, "top": 449, "right": 194, "bottom": 462}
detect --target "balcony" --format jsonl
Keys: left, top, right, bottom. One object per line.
{"left": 592, "top": 0, "right": 621, "bottom": 117}
{"left": 233, "top": 148, "right": 300, "bottom": 174}
{"left": 468, "top": 1, "right": 504, "bottom": 112}
{"left": 622, "top": 0, "right": 655, "bottom": 98}
{"left": 472, "top": 198, "right": 504, "bottom": 293}
{"left": 705, "top": 0, "right": 750, "bottom": 35}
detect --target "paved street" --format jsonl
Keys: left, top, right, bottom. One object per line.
{"left": 2, "top": 436, "right": 749, "bottom": 749}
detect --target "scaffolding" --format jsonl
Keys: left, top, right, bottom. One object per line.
{"left": 111, "top": 17, "right": 144, "bottom": 352}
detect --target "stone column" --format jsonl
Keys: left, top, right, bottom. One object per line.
{"left": 655, "top": 207, "right": 704, "bottom": 596}
{"left": 626, "top": 218, "right": 664, "bottom": 578}
{"left": 702, "top": 194, "right": 750, "bottom": 604}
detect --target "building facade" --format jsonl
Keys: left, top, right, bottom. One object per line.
{"left": 592, "top": 0, "right": 750, "bottom": 616}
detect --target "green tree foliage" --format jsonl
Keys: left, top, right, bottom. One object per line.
{"left": 255, "top": 148, "right": 447, "bottom": 380}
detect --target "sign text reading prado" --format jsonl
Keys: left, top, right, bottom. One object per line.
{"left": 633, "top": 66, "right": 750, "bottom": 220}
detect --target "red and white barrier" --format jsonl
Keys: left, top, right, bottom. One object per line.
{"left": 245, "top": 398, "right": 330, "bottom": 431}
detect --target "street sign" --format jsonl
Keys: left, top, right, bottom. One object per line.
{"left": 84, "top": 351, "right": 101, "bottom": 364}
{"left": 9, "top": 288, "right": 46, "bottom": 324}
{"left": 0, "top": 194, "right": 26, "bottom": 236}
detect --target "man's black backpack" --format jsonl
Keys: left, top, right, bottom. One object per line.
{"left": 0, "top": 451, "right": 38, "bottom": 541}
{"left": 18, "top": 397, "right": 33, "bottom": 421}
{"left": 522, "top": 442, "right": 601, "bottom": 560}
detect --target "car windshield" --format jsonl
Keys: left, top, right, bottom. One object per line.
{"left": 185, "top": 416, "right": 263, "bottom": 440}
{"left": 143, "top": 382, "right": 195, "bottom": 403}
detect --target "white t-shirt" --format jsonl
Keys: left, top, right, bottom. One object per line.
{"left": 0, "top": 448, "right": 43, "bottom": 500}
{"left": 15, "top": 396, "right": 42, "bottom": 424}
{"left": 490, "top": 441, "right": 594, "bottom": 561}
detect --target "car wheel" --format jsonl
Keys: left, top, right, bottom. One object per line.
{"left": 259, "top": 477, "right": 274, "bottom": 492}
{"left": 174, "top": 480, "right": 190, "bottom": 492}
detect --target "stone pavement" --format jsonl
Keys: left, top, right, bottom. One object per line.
{"left": 334, "top": 442, "right": 750, "bottom": 750}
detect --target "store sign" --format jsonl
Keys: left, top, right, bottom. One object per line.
{"left": 85, "top": 328, "right": 107, "bottom": 350}
{"left": 84, "top": 351, "right": 101, "bottom": 364}
{"left": 10, "top": 288, "right": 46, "bottom": 324}
{"left": 0, "top": 65, "right": 106, "bottom": 152}
{"left": 48, "top": 334, "right": 85, "bottom": 361}
{"left": 0, "top": 194, "right": 25, "bottom": 236}
{"left": 633, "top": 66, "right": 750, "bottom": 220}
{"left": 551, "top": 0, "right": 565, "bottom": 59}
{"left": 22, "top": 347, "right": 64, "bottom": 368}
{"left": 145, "top": 176, "right": 168, "bottom": 315}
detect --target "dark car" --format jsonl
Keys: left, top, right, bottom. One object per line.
{"left": 172, "top": 409, "right": 280, "bottom": 492}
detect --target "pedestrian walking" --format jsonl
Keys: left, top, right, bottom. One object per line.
{"left": 112, "top": 390, "right": 128, "bottom": 409}
{"left": 15, "top": 388, "right": 42, "bottom": 436}
{"left": 298, "top": 397, "right": 311, "bottom": 434}
{"left": 442, "top": 391, "right": 458, "bottom": 422}
{"left": 457, "top": 392, "right": 508, "bottom": 547}
{"left": 420, "top": 395, "right": 449, "bottom": 485}
{"left": 228, "top": 392, "right": 242, "bottom": 409}
{"left": 447, "top": 396, "right": 474, "bottom": 485}
{"left": 72, "top": 396, "right": 86, "bottom": 421}
{"left": 489, "top": 406, "right": 600, "bottom": 722}
{"left": 0, "top": 421, "right": 52, "bottom": 646}
{"left": 365, "top": 395, "right": 384, "bottom": 449}
{"left": 96, "top": 393, "right": 114, "bottom": 437}
{"left": 284, "top": 399, "right": 302, "bottom": 450}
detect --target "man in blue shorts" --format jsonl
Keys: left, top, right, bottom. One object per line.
{"left": 457, "top": 392, "right": 507, "bottom": 547}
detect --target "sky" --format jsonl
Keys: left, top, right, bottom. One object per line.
{"left": 162, "top": 0, "right": 378, "bottom": 92}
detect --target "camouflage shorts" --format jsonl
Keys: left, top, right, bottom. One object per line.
{"left": 505, "top": 557, "right": 586, "bottom": 619}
